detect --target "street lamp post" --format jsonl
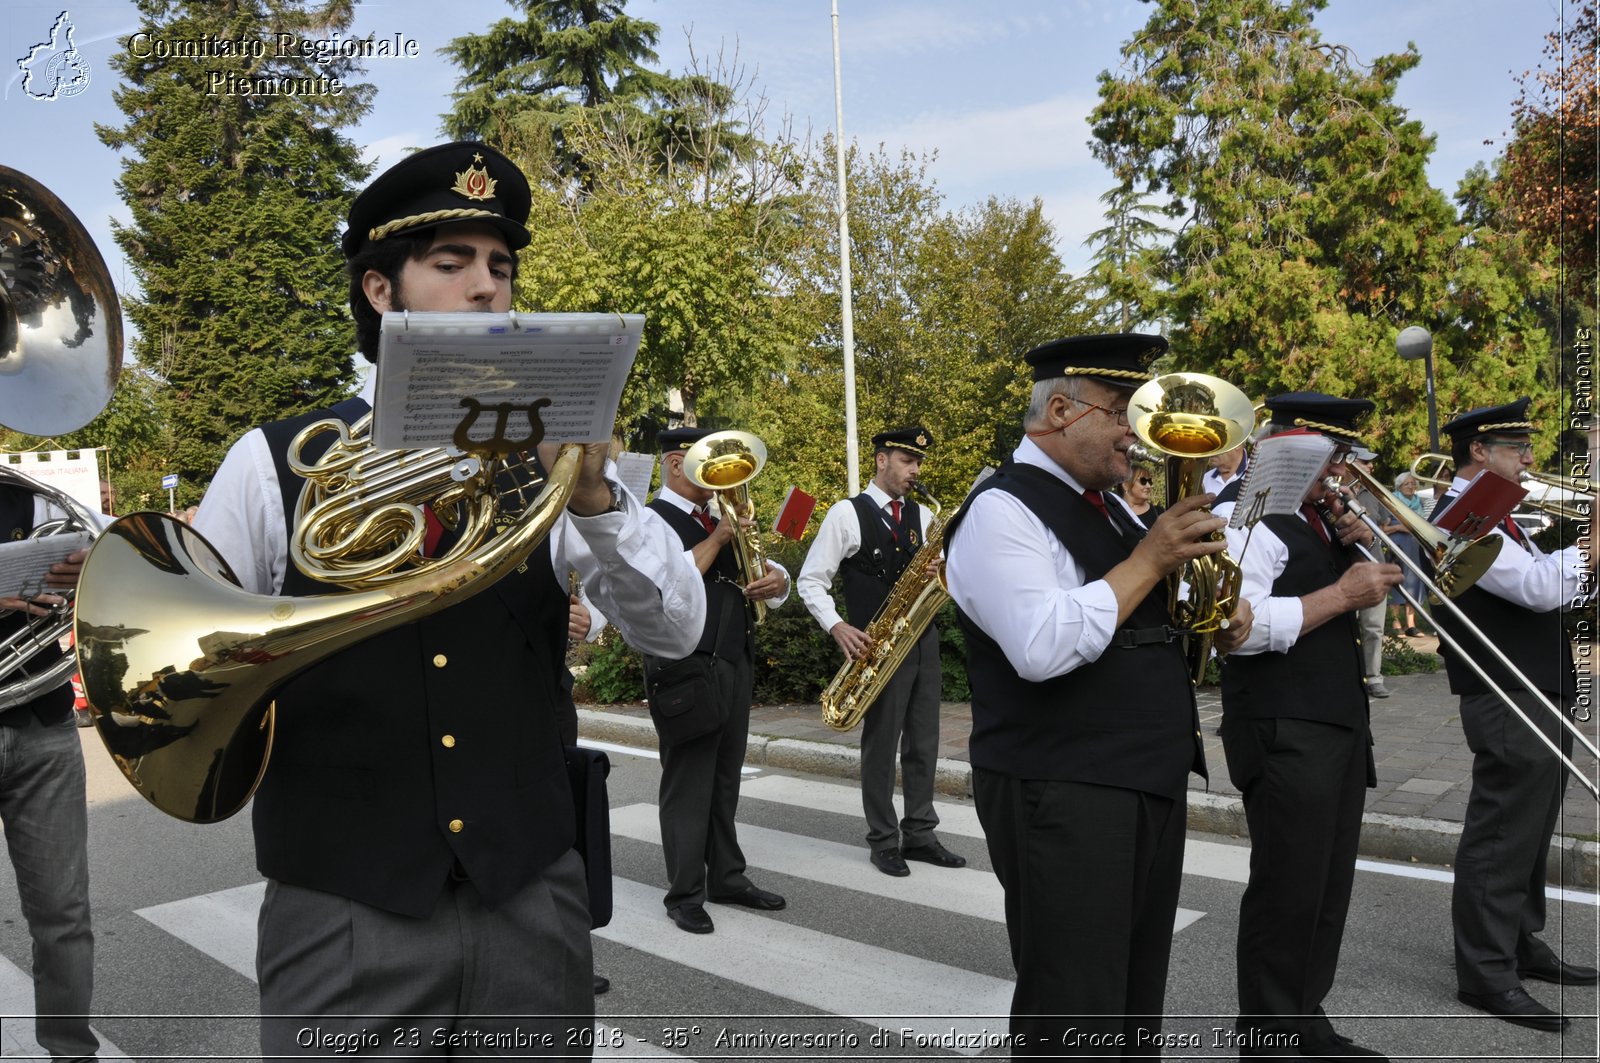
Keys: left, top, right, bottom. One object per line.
{"left": 1397, "top": 325, "right": 1439, "bottom": 454}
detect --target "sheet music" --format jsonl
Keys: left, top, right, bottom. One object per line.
{"left": 0, "top": 531, "right": 93, "bottom": 599}
{"left": 1226, "top": 430, "right": 1336, "bottom": 529}
{"left": 373, "top": 312, "right": 644, "bottom": 450}
{"left": 612, "top": 451, "right": 655, "bottom": 503}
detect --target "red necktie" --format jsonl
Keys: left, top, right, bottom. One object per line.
{"left": 1503, "top": 516, "right": 1527, "bottom": 548}
{"left": 693, "top": 506, "right": 716, "bottom": 534}
{"left": 1300, "top": 503, "right": 1332, "bottom": 545}
{"left": 1083, "top": 489, "right": 1112, "bottom": 524}
{"left": 422, "top": 509, "right": 446, "bottom": 557}
{"left": 889, "top": 499, "right": 902, "bottom": 524}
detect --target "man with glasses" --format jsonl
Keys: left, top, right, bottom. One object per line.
{"left": 1212, "top": 394, "right": 1401, "bottom": 1060}
{"left": 944, "top": 334, "right": 1253, "bottom": 1055}
{"left": 1431, "top": 400, "right": 1596, "bottom": 1031}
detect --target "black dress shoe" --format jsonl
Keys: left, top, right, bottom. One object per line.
{"left": 902, "top": 840, "right": 967, "bottom": 868}
{"left": 1518, "top": 954, "right": 1600, "bottom": 985}
{"left": 1456, "top": 987, "right": 1569, "bottom": 1032}
{"left": 593, "top": 974, "right": 610, "bottom": 995}
{"left": 710, "top": 885, "right": 787, "bottom": 911}
{"left": 1299, "top": 1031, "right": 1387, "bottom": 1060}
{"left": 666, "top": 903, "right": 714, "bottom": 934}
{"left": 871, "top": 848, "right": 910, "bottom": 877}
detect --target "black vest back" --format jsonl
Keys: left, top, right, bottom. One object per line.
{"left": 250, "top": 402, "right": 573, "bottom": 918}
{"left": 840, "top": 493, "right": 922, "bottom": 624}
{"left": 1426, "top": 493, "right": 1576, "bottom": 698}
{"left": 1219, "top": 513, "right": 1368, "bottom": 726}
{"left": 947, "top": 464, "right": 1204, "bottom": 797}
{"left": 646, "top": 498, "right": 753, "bottom": 663}
{"left": 0, "top": 485, "right": 73, "bottom": 726}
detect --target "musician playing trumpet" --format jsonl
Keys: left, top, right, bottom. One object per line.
{"left": 797, "top": 427, "right": 965, "bottom": 876}
{"left": 1212, "top": 394, "right": 1401, "bottom": 1060}
{"left": 1431, "top": 399, "right": 1597, "bottom": 1031}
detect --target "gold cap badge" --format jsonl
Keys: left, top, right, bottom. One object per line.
{"left": 451, "top": 153, "right": 497, "bottom": 202}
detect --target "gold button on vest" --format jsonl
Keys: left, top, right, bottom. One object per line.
{"left": 448, "top": 818, "right": 464, "bottom": 833}
{"left": 441, "top": 734, "right": 456, "bottom": 749}
{"left": 432, "top": 654, "right": 448, "bottom": 668}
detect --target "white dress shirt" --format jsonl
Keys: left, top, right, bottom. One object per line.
{"left": 1202, "top": 466, "right": 1242, "bottom": 496}
{"left": 192, "top": 376, "right": 704, "bottom": 660}
{"left": 1214, "top": 499, "right": 1314, "bottom": 656}
{"left": 943, "top": 436, "right": 1135, "bottom": 684}
{"left": 797, "top": 480, "right": 934, "bottom": 633}
{"left": 650, "top": 483, "right": 790, "bottom": 609}
{"left": 1437, "top": 476, "right": 1589, "bottom": 611}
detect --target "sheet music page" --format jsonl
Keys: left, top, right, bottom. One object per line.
{"left": 0, "top": 531, "right": 93, "bottom": 599}
{"left": 373, "top": 312, "right": 644, "bottom": 450}
{"left": 612, "top": 451, "right": 656, "bottom": 502}
{"left": 1226, "top": 430, "right": 1336, "bottom": 529}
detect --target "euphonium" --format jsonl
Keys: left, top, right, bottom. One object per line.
{"left": 1128, "top": 372, "right": 1256, "bottom": 683}
{"left": 682, "top": 430, "right": 770, "bottom": 625}
{"left": 820, "top": 483, "right": 946, "bottom": 732}
{"left": 74, "top": 405, "right": 584, "bottom": 823}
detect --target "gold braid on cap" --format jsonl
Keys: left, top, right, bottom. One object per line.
{"left": 1292, "top": 417, "right": 1364, "bottom": 442}
{"left": 1476, "top": 420, "right": 1535, "bottom": 432}
{"left": 368, "top": 207, "right": 519, "bottom": 242}
{"left": 1059, "top": 367, "right": 1153, "bottom": 382}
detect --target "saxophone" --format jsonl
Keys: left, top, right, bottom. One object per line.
{"left": 820, "top": 484, "right": 948, "bottom": 732}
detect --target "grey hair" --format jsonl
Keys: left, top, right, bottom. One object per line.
{"left": 1024, "top": 376, "right": 1084, "bottom": 432}
{"left": 1394, "top": 471, "right": 1416, "bottom": 489}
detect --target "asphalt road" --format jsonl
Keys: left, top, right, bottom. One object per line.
{"left": 0, "top": 730, "right": 1594, "bottom": 1061}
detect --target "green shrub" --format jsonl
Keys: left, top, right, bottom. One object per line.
{"left": 1380, "top": 633, "right": 1441, "bottom": 676}
{"left": 572, "top": 629, "right": 645, "bottom": 703}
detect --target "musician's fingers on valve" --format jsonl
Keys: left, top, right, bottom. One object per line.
{"left": 743, "top": 564, "right": 788, "bottom": 602}
{"left": 1139, "top": 494, "right": 1227, "bottom": 572}
{"left": 830, "top": 621, "right": 873, "bottom": 661}
{"left": 1213, "top": 597, "right": 1255, "bottom": 654}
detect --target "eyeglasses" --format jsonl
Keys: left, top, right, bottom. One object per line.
{"left": 1072, "top": 399, "right": 1131, "bottom": 426}
{"left": 1484, "top": 439, "right": 1535, "bottom": 457}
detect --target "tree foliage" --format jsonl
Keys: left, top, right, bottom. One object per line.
{"left": 95, "top": 0, "right": 372, "bottom": 485}
{"left": 1089, "top": 0, "right": 1560, "bottom": 472}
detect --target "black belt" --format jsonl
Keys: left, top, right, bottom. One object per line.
{"left": 1109, "top": 625, "right": 1180, "bottom": 649}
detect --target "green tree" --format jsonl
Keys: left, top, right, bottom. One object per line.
{"left": 95, "top": 0, "right": 372, "bottom": 486}
{"left": 1085, "top": 185, "right": 1170, "bottom": 331}
{"left": 1089, "top": 0, "right": 1557, "bottom": 472}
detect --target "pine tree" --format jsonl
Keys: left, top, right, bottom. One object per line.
{"left": 95, "top": 0, "right": 373, "bottom": 485}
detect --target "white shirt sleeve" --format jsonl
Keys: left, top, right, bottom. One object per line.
{"left": 1473, "top": 531, "right": 1589, "bottom": 611}
{"left": 796, "top": 500, "right": 861, "bottom": 633}
{"left": 1218, "top": 502, "right": 1303, "bottom": 655}
{"left": 944, "top": 486, "right": 1121, "bottom": 683}
{"left": 191, "top": 428, "right": 288, "bottom": 595}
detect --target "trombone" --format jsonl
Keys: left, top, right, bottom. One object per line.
{"left": 1412, "top": 453, "right": 1595, "bottom": 522}
{"left": 1326, "top": 467, "right": 1599, "bottom": 799}
{"left": 682, "top": 430, "right": 770, "bottom": 625}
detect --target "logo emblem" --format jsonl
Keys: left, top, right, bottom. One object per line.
{"left": 451, "top": 153, "right": 497, "bottom": 201}
{"left": 17, "top": 12, "right": 91, "bottom": 102}
{"left": 915, "top": 432, "right": 928, "bottom": 448}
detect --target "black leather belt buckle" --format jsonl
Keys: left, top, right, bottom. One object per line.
{"left": 1112, "top": 625, "right": 1179, "bottom": 649}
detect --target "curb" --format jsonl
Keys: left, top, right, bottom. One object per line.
{"left": 578, "top": 708, "right": 1598, "bottom": 889}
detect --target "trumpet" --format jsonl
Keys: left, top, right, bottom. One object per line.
{"left": 682, "top": 430, "right": 770, "bottom": 625}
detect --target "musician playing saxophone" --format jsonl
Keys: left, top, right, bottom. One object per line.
{"left": 796, "top": 427, "right": 965, "bottom": 877}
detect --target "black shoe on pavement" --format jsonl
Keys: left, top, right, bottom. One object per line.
{"left": 75, "top": 709, "right": 94, "bottom": 728}
{"left": 870, "top": 848, "right": 910, "bottom": 877}
{"left": 593, "top": 974, "right": 610, "bottom": 995}
{"left": 1405, "top": 627, "right": 1422, "bottom": 637}
{"left": 1456, "top": 987, "right": 1569, "bottom": 1032}
{"left": 667, "top": 903, "right": 714, "bottom": 934}
{"left": 1299, "top": 1031, "right": 1387, "bottom": 1060}
{"left": 902, "top": 840, "right": 967, "bottom": 868}
{"left": 1518, "top": 955, "right": 1599, "bottom": 986}
{"left": 710, "top": 885, "right": 786, "bottom": 911}
{"left": 1365, "top": 682, "right": 1390, "bottom": 699}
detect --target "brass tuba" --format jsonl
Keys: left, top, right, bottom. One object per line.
{"left": 0, "top": 166, "right": 122, "bottom": 709}
{"left": 820, "top": 482, "right": 946, "bottom": 732}
{"left": 1128, "top": 372, "right": 1256, "bottom": 683}
{"left": 75, "top": 394, "right": 584, "bottom": 823}
{"left": 682, "top": 429, "right": 770, "bottom": 625}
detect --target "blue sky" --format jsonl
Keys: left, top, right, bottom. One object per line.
{"left": 1, "top": 0, "right": 1565, "bottom": 295}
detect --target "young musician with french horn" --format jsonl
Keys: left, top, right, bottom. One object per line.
{"left": 1430, "top": 400, "right": 1598, "bottom": 1031}
{"left": 644, "top": 427, "right": 790, "bottom": 935}
{"left": 943, "top": 335, "right": 1251, "bottom": 1056}
{"left": 190, "top": 142, "right": 705, "bottom": 1058}
{"left": 1212, "top": 394, "right": 1401, "bottom": 1061}
{"left": 796, "top": 428, "right": 966, "bottom": 877}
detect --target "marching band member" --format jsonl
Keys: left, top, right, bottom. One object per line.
{"left": 943, "top": 334, "right": 1250, "bottom": 1055}
{"left": 1213, "top": 395, "right": 1400, "bottom": 1060}
{"left": 1430, "top": 399, "right": 1597, "bottom": 1031}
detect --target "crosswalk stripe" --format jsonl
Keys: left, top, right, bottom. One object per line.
{"left": 595, "top": 877, "right": 1014, "bottom": 1056}
{"left": 611, "top": 803, "right": 1205, "bottom": 932}
{"left": 0, "top": 953, "right": 127, "bottom": 1060}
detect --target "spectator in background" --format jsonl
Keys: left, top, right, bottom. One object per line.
{"left": 1114, "top": 465, "right": 1164, "bottom": 529}
{"left": 1385, "top": 472, "right": 1427, "bottom": 636}
{"left": 1201, "top": 442, "right": 1248, "bottom": 496}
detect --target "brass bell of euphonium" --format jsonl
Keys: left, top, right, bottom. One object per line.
{"left": 682, "top": 429, "right": 770, "bottom": 625}
{"left": 1127, "top": 372, "right": 1258, "bottom": 683}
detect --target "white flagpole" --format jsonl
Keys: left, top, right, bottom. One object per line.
{"left": 831, "top": 0, "right": 860, "bottom": 496}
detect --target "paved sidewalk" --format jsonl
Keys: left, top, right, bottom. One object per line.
{"left": 580, "top": 636, "right": 1600, "bottom": 887}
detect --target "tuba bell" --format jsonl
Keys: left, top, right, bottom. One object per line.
{"left": 1128, "top": 372, "right": 1257, "bottom": 683}
{"left": 682, "top": 429, "right": 771, "bottom": 625}
{"left": 0, "top": 166, "right": 122, "bottom": 709}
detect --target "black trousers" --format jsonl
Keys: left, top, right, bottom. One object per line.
{"left": 974, "top": 769, "right": 1186, "bottom": 1058}
{"left": 1452, "top": 690, "right": 1573, "bottom": 993}
{"left": 1221, "top": 716, "right": 1367, "bottom": 1053}
{"left": 656, "top": 652, "right": 754, "bottom": 909}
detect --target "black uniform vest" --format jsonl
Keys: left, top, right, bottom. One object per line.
{"left": 839, "top": 493, "right": 922, "bottom": 624}
{"left": 1426, "top": 494, "right": 1576, "bottom": 699}
{"left": 250, "top": 400, "right": 573, "bottom": 918}
{"left": 947, "top": 464, "right": 1204, "bottom": 797}
{"left": 0, "top": 485, "right": 73, "bottom": 726}
{"left": 1219, "top": 513, "right": 1368, "bottom": 726}
{"left": 646, "top": 499, "right": 753, "bottom": 663}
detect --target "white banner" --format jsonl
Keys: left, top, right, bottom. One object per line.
{"left": 1, "top": 449, "right": 102, "bottom": 515}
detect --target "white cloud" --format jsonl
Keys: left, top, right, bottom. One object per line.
{"left": 863, "top": 93, "right": 1099, "bottom": 186}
